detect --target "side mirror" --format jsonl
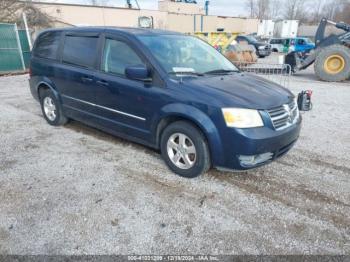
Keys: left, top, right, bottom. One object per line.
{"left": 125, "top": 65, "right": 151, "bottom": 82}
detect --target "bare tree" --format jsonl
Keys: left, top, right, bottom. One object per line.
{"left": 0, "top": 0, "right": 53, "bottom": 27}
{"left": 309, "top": 0, "right": 326, "bottom": 23}
{"left": 256, "top": 0, "right": 270, "bottom": 19}
{"left": 0, "top": 0, "right": 24, "bottom": 22}
{"left": 320, "top": 0, "right": 350, "bottom": 21}
{"left": 269, "top": 0, "right": 281, "bottom": 19}
{"left": 299, "top": 0, "right": 349, "bottom": 24}
{"left": 245, "top": 0, "right": 270, "bottom": 19}
{"left": 22, "top": 4, "right": 53, "bottom": 28}
{"left": 322, "top": 0, "right": 340, "bottom": 20}
{"left": 283, "top": 0, "right": 310, "bottom": 23}
{"left": 283, "top": 0, "right": 301, "bottom": 19}
{"left": 245, "top": 0, "right": 349, "bottom": 24}
{"left": 335, "top": 1, "right": 350, "bottom": 23}
{"left": 245, "top": 0, "right": 256, "bottom": 18}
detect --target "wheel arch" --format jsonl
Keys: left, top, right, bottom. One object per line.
{"left": 154, "top": 104, "right": 224, "bottom": 167}
{"left": 35, "top": 78, "right": 61, "bottom": 102}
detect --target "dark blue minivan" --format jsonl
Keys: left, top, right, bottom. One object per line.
{"left": 29, "top": 27, "right": 301, "bottom": 178}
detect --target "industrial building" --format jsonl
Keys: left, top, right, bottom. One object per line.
{"left": 28, "top": 0, "right": 259, "bottom": 34}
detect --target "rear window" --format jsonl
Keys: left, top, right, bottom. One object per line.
{"left": 62, "top": 36, "right": 98, "bottom": 68}
{"left": 34, "top": 31, "right": 61, "bottom": 60}
{"left": 297, "top": 39, "right": 306, "bottom": 45}
{"left": 271, "top": 39, "right": 282, "bottom": 44}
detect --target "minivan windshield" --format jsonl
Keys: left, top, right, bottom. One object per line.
{"left": 138, "top": 35, "right": 238, "bottom": 75}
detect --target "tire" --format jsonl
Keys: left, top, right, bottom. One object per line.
{"left": 314, "top": 45, "right": 350, "bottom": 82}
{"left": 40, "top": 89, "right": 68, "bottom": 126}
{"left": 160, "top": 121, "right": 211, "bottom": 178}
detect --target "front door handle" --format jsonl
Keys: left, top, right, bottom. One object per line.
{"left": 96, "top": 80, "right": 109, "bottom": 86}
{"left": 81, "top": 76, "right": 93, "bottom": 83}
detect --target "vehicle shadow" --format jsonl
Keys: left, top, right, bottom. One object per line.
{"left": 64, "top": 119, "right": 159, "bottom": 154}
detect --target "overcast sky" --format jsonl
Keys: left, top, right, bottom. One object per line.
{"left": 40, "top": 0, "right": 248, "bottom": 17}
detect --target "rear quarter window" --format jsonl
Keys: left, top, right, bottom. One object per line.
{"left": 33, "top": 31, "right": 61, "bottom": 60}
{"left": 62, "top": 35, "right": 98, "bottom": 68}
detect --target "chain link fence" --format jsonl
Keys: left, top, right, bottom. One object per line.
{"left": 0, "top": 23, "right": 31, "bottom": 73}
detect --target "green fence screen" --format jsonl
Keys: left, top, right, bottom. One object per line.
{"left": 18, "top": 29, "right": 31, "bottom": 68}
{"left": 0, "top": 23, "right": 31, "bottom": 73}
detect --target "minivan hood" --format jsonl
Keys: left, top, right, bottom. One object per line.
{"left": 184, "top": 73, "right": 294, "bottom": 109}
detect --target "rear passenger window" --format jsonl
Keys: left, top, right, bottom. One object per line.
{"left": 62, "top": 36, "right": 98, "bottom": 68}
{"left": 102, "top": 39, "right": 144, "bottom": 76}
{"left": 34, "top": 32, "right": 61, "bottom": 60}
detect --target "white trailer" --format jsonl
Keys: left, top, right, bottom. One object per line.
{"left": 257, "top": 20, "right": 275, "bottom": 39}
{"left": 274, "top": 20, "right": 299, "bottom": 38}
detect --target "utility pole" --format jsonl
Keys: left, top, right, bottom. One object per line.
{"left": 125, "top": 0, "right": 140, "bottom": 9}
{"left": 22, "top": 12, "right": 32, "bottom": 50}
{"left": 205, "top": 1, "right": 210, "bottom": 15}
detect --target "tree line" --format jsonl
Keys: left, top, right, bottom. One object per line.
{"left": 245, "top": 0, "right": 350, "bottom": 24}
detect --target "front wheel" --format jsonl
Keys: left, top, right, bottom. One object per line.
{"left": 314, "top": 45, "right": 350, "bottom": 82}
{"left": 160, "top": 121, "right": 211, "bottom": 178}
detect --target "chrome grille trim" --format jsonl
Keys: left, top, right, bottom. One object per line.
{"left": 267, "top": 100, "right": 299, "bottom": 131}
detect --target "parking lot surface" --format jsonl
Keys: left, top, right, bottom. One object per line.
{"left": 0, "top": 72, "right": 349, "bottom": 254}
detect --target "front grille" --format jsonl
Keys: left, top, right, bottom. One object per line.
{"left": 267, "top": 100, "right": 299, "bottom": 131}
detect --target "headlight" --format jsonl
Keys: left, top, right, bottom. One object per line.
{"left": 222, "top": 108, "right": 264, "bottom": 128}
{"left": 258, "top": 45, "right": 266, "bottom": 50}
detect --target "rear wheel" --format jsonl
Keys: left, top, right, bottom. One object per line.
{"left": 160, "top": 121, "right": 210, "bottom": 178}
{"left": 40, "top": 89, "right": 68, "bottom": 126}
{"left": 314, "top": 45, "right": 350, "bottom": 82}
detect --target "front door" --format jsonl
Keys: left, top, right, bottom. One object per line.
{"left": 93, "top": 36, "right": 164, "bottom": 142}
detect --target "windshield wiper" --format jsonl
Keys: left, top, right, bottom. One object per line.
{"left": 168, "top": 71, "right": 204, "bottom": 77}
{"left": 204, "top": 69, "right": 239, "bottom": 75}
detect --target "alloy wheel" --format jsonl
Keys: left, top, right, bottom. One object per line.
{"left": 43, "top": 97, "right": 57, "bottom": 121}
{"left": 166, "top": 133, "right": 197, "bottom": 169}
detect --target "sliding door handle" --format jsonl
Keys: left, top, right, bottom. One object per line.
{"left": 81, "top": 76, "right": 93, "bottom": 83}
{"left": 96, "top": 80, "right": 109, "bottom": 86}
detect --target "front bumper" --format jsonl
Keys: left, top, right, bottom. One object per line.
{"left": 216, "top": 118, "right": 302, "bottom": 170}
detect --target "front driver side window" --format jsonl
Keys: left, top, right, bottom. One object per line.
{"left": 102, "top": 38, "right": 144, "bottom": 76}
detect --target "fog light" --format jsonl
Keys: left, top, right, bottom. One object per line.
{"left": 239, "top": 152, "right": 273, "bottom": 167}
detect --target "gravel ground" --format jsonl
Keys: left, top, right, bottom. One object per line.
{"left": 0, "top": 72, "right": 349, "bottom": 255}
